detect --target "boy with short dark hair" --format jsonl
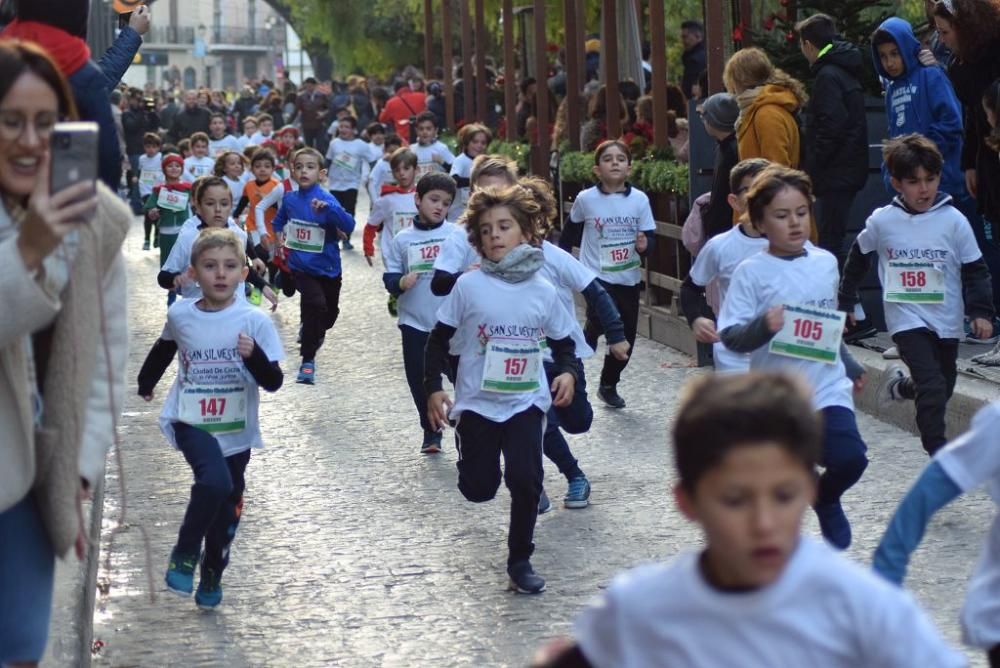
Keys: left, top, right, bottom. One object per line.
{"left": 365, "top": 147, "right": 418, "bottom": 266}
{"left": 250, "top": 113, "right": 275, "bottom": 146}
{"left": 840, "top": 134, "right": 995, "bottom": 455}
{"left": 185, "top": 132, "right": 215, "bottom": 179}
{"left": 382, "top": 172, "right": 457, "bottom": 453}
{"left": 412, "top": 110, "right": 455, "bottom": 180}
{"left": 271, "top": 147, "right": 356, "bottom": 384}
{"left": 536, "top": 372, "right": 964, "bottom": 667}
{"left": 138, "top": 132, "right": 165, "bottom": 251}
{"left": 870, "top": 18, "right": 964, "bottom": 201}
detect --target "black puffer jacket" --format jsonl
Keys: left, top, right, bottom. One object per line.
{"left": 804, "top": 41, "right": 869, "bottom": 196}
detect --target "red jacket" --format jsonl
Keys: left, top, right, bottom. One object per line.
{"left": 379, "top": 90, "right": 427, "bottom": 139}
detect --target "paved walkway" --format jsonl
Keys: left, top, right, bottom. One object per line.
{"left": 91, "top": 208, "right": 992, "bottom": 667}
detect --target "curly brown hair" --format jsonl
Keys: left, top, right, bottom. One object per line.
{"left": 462, "top": 183, "right": 548, "bottom": 254}
{"left": 933, "top": 0, "right": 1000, "bottom": 61}
{"left": 745, "top": 165, "right": 814, "bottom": 230}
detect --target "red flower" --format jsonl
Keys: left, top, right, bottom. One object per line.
{"left": 786, "top": 31, "right": 796, "bottom": 42}
{"left": 764, "top": 14, "right": 775, "bottom": 31}
{"left": 732, "top": 24, "right": 744, "bottom": 42}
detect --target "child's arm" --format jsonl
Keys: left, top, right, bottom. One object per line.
{"left": 838, "top": 237, "right": 876, "bottom": 314}
{"left": 270, "top": 192, "right": 290, "bottom": 236}
{"left": 873, "top": 461, "right": 962, "bottom": 584}
{"left": 961, "top": 257, "right": 995, "bottom": 323}
{"left": 255, "top": 186, "right": 283, "bottom": 239}
{"left": 238, "top": 333, "right": 283, "bottom": 392}
{"left": 322, "top": 195, "right": 356, "bottom": 235}
{"left": 431, "top": 270, "right": 460, "bottom": 296}
{"left": 233, "top": 194, "right": 251, "bottom": 221}
{"left": 381, "top": 236, "right": 408, "bottom": 295}
{"left": 717, "top": 269, "right": 782, "bottom": 353}
{"left": 559, "top": 197, "right": 585, "bottom": 253}
{"left": 137, "top": 337, "right": 178, "bottom": 398}
{"left": 925, "top": 68, "right": 965, "bottom": 158}
{"left": 581, "top": 279, "right": 627, "bottom": 356}
{"left": 637, "top": 199, "right": 657, "bottom": 256}
{"left": 680, "top": 276, "right": 718, "bottom": 343}
{"left": 424, "top": 321, "right": 458, "bottom": 430}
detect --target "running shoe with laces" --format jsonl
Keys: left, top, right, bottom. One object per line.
{"left": 876, "top": 363, "right": 908, "bottom": 408}
{"left": 507, "top": 560, "right": 546, "bottom": 594}
{"left": 165, "top": 549, "right": 199, "bottom": 596}
{"left": 297, "top": 361, "right": 316, "bottom": 384}
{"left": 195, "top": 568, "right": 223, "bottom": 609}
{"left": 563, "top": 475, "right": 591, "bottom": 509}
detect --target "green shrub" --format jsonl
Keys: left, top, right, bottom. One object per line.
{"left": 559, "top": 150, "right": 688, "bottom": 195}
{"left": 486, "top": 140, "right": 530, "bottom": 173}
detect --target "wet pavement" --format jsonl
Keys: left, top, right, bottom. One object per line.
{"left": 91, "top": 204, "right": 993, "bottom": 667}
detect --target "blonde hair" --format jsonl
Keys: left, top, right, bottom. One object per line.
{"left": 723, "top": 47, "right": 808, "bottom": 106}
{"left": 458, "top": 123, "right": 493, "bottom": 150}
{"left": 469, "top": 154, "right": 518, "bottom": 188}
{"left": 462, "top": 183, "right": 548, "bottom": 253}
{"left": 191, "top": 228, "right": 245, "bottom": 265}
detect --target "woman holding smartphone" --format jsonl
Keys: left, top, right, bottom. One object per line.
{"left": 0, "top": 40, "right": 129, "bottom": 666}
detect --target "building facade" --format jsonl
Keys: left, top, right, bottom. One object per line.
{"left": 122, "top": 0, "right": 288, "bottom": 92}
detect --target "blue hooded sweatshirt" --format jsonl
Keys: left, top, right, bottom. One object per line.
{"left": 872, "top": 17, "right": 964, "bottom": 197}
{"left": 272, "top": 183, "right": 356, "bottom": 278}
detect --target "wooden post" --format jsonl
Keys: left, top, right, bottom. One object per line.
{"left": 424, "top": 0, "right": 434, "bottom": 78}
{"left": 533, "top": 0, "right": 549, "bottom": 177}
{"left": 503, "top": 0, "right": 517, "bottom": 141}
{"left": 474, "top": 0, "right": 488, "bottom": 123}
{"left": 738, "top": 0, "right": 753, "bottom": 46}
{"left": 460, "top": 0, "right": 474, "bottom": 125}
{"left": 602, "top": 0, "right": 620, "bottom": 139}
{"left": 442, "top": 0, "right": 455, "bottom": 132}
{"left": 648, "top": 0, "right": 668, "bottom": 149}
{"left": 575, "top": 0, "right": 586, "bottom": 81}
{"left": 704, "top": 0, "right": 726, "bottom": 94}
{"left": 563, "top": 0, "right": 581, "bottom": 150}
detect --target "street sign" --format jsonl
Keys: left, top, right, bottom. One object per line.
{"left": 134, "top": 52, "right": 169, "bottom": 66}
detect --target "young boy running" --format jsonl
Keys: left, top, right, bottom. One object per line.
{"left": 382, "top": 173, "right": 456, "bottom": 454}
{"left": 367, "top": 135, "right": 404, "bottom": 205}
{"left": 536, "top": 372, "right": 964, "bottom": 667}
{"left": 840, "top": 134, "right": 994, "bottom": 456}
{"left": 208, "top": 112, "right": 241, "bottom": 157}
{"left": 411, "top": 111, "right": 455, "bottom": 180}
{"left": 365, "top": 147, "right": 418, "bottom": 266}
{"left": 718, "top": 166, "right": 868, "bottom": 550}
{"left": 145, "top": 154, "right": 193, "bottom": 304}
{"left": 271, "top": 148, "right": 356, "bottom": 384}
{"left": 681, "top": 158, "right": 771, "bottom": 372}
{"left": 137, "top": 132, "right": 164, "bottom": 251}
{"left": 185, "top": 132, "right": 216, "bottom": 179}
{"left": 425, "top": 183, "right": 579, "bottom": 594}
{"left": 137, "top": 228, "right": 284, "bottom": 610}
{"left": 325, "top": 115, "right": 370, "bottom": 250}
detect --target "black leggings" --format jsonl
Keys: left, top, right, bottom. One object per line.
{"left": 584, "top": 280, "right": 639, "bottom": 387}
{"left": 294, "top": 273, "right": 342, "bottom": 362}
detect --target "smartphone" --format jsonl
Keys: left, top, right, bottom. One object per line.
{"left": 118, "top": 12, "right": 132, "bottom": 30}
{"left": 50, "top": 122, "right": 99, "bottom": 197}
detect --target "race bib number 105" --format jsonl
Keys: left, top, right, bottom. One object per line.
{"left": 768, "top": 304, "right": 846, "bottom": 365}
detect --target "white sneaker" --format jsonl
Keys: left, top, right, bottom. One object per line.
{"left": 877, "top": 364, "right": 907, "bottom": 407}
{"left": 882, "top": 346, "right": 900, "bottom": 360}
{"left": 972, "top": 341, "right": 1000, "bottom": 366}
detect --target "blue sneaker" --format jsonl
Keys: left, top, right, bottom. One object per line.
{"left": 165, "top": 549, "right": 198, "bottom": 596}
{"left": 297, "top": 361, "right": 316, "bottom": 384}
{"left": 537, "top": 488, "right": 552, "bottom": 514}
{"left": 563, "top": 475, "right": 591, "bottom": 509}
{"left": 195, "top": 568, "right": 223, "bottom": 609}
{"left": 814, "top": 502, "right": 851, "bottom": 550}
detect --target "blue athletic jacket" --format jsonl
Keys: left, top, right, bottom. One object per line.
{"left": 871, "top": 17, "right": 964, "bottom": 196}
{"left": 272, "top": 183, "right": 356, "bottom": 278}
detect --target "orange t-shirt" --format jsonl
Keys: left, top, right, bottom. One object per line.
{"left": 243, "top": 177, "right": 282, "bottom": 241}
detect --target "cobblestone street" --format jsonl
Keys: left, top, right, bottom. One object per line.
{"left": 91, "top": 212, "right": 993, "bottom": 667}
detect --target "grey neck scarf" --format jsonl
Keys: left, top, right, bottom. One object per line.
{"left": 479, "top": 243, "right": 545, "bottom": 283}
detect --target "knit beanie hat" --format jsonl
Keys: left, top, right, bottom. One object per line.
{"left": 701, "top": 93, "right": 740, "bottom": 134}
{"left": 162, "top": 154, "right": 184, "bottom": 170}
{"left": 16, "top": 0, "right": 90, "bottom": 38}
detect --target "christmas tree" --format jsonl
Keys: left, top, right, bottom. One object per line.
{"left": 748, "top": 0, "right": 895, "bottom": 94}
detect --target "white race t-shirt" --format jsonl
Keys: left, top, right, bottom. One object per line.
{"left": 162, "top": 220, "right": 248, "bottom": 301}
{"left": 385, "top": 222, "right": 456, "bottom": 332}
{"left": 857, "top": 199, "right": 981, "bottom": 339}
{"left": 569, "top": 184, "right": 656, "bottom": 286}
{"left": 689, "top": 225, "right": 769, "bottom": 372}
{"left": 158, "top": 298, "right": 285, "bottom": 456}
{"left": 368, "top": 190, "right": 418, "bottom": 259}
{"left": 448, "top": 151, "right": 474, "bottom": 221}
{"left": 249, "top": 131, "right": 274, "bottom": 146}
{"left": 325, "top": 137, "right": 371, "bottom": 191}
{"left": 208, "top": 135, "right": 242, "bottom": 157}
{"left": 184, "top": 155, "right": 216, "bottom": 179}
{"left": 574, "top": 537, "right": 964, "bottom": 668}
{"left": 436, "top": 269, "right": 576, "bottom": 422}
{"left": 717, "top": 248, "right": 853, "bottom": 410}
{"left": 137, "top": 152, "right": 164, "bottom": 197}
{"left": 936, "top": 401, "right": 1000, "bottom": 647}
{"left": 538, "top": 241, "right": 595, "bottom": 360}
{"left": 236, "top": 134, "right": 255, "bottom": 151}
{"left": 367, "top": 158, "right": 395, "bottom": 203}
{"left": 412, "top": 141, "right": 455, "bottom": 181}
{"left": 434, "top": 223, "right": 480, "bottom": 275}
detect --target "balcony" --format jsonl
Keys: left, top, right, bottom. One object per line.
{"left": 143, "top": 25, "right": 286, "bottom": 53}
